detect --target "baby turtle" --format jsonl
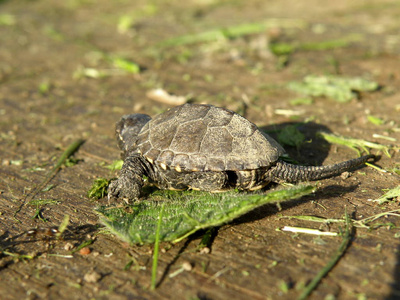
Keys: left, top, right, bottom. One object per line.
{"left": 108, "top": 103, "right": 374, "bottom": 203}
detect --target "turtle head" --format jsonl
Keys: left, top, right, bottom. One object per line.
{"left": 115, "top": 114, "right": 151, "bottom": 156}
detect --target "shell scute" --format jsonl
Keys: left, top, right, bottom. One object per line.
{"left": 149, "top": 105, "right": 181, "bottom": 128}
{"left": 147, "top": 118, "right": 177, "bottom": 151}
{"left": 226, "top": 114, "right": 257, "bottom": 138}
{"left": 169, "top": 119, "right": 207, "bottom": 154}
{"left": 200, "top": 127, "right": 233, "bottom": 157}
{"left": 204, "top": 157, "right": 226, "bottom": 171}
{"left": 203, "top": 107, "right": 233, "bottom": 127}
{"left": 176, "top": 104, "right": 211, "bottom": 122}
{"left": 186, "top": 154, "right": 208, "bottom": 171}
{"left": 144, "top": 148, "right": 160, "bottom": 162}
{"left": 171, "top": 154, "right": 190, "bottom": 171}
{"left": 157, "top": 150, "right": 175, "bottom": 166}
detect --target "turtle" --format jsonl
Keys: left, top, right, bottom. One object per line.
{"left": 108, "top": 103, "right": 374, "bottom": 203}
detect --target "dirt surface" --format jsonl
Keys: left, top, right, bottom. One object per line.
{"left": 1, "top": 0, "right": 400, "bottom": 299}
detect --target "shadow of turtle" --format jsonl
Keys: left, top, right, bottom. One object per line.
{"left": 260, "top": 121, "right": 334, "bottom": 166}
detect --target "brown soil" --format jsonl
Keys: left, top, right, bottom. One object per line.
{"left": 1, "top": 0, "right": 399, "bottom": 299}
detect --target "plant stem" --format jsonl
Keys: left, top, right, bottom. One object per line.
{"left": 297, "top": 208, "right": 352, "bottom": 300}
{"left": 151, "top": 203, "right": 165, "bottom": 290}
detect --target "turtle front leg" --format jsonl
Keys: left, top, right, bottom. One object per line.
{"left": 108, "top": 153, "right": 147, "bottom": 204}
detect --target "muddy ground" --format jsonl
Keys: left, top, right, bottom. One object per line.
{"left": 1, "top": 0, "right": 400, "bottom": 299}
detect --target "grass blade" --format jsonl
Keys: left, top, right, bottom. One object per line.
{"left": 151, "top": 203, "right": 165, "bottom": 290}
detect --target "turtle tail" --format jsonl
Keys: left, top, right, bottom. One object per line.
{"left": 265, "top": 154, "right": 375, "bottom": 183}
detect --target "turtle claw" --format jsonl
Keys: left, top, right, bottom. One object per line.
{"left": 107, "top": 177, "right": 141, "bottom": 204}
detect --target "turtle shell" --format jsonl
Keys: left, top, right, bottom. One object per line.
{"left": 136, "top": 104, "right": 285, "bottom": 172}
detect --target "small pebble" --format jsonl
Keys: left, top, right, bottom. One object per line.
{"left": 64, "top": 242, "right": 74, "bottom": 251}
{"left": 79, "top": 247, "right": 91, "bottom": 255}
{"left": 199, "top": 247, "right": 210, "bottom": 254}
{"left": 182, "top": 261, "right": 193, "bottom": 271}
{"left": 341, "top": 171, "right": 351, "bottom": 180}
{"left": 83, "top": 271, "right": 101, "bottom": 283}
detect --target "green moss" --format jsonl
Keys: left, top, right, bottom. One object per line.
{"left": 88, "top": 178, "right": 111, "bottom": 200}
{"left": 288, "top": 75, "right": 379, "bottom": 103}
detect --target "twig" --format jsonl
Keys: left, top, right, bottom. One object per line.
{"left": 206, "top": 266, "right": 231, "bottom": 283}
{"left": 281, "top": 226, "right": 338, "bottom": 236}
{"left": 146, "top": 88, "right": 188, "bottom": 106}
